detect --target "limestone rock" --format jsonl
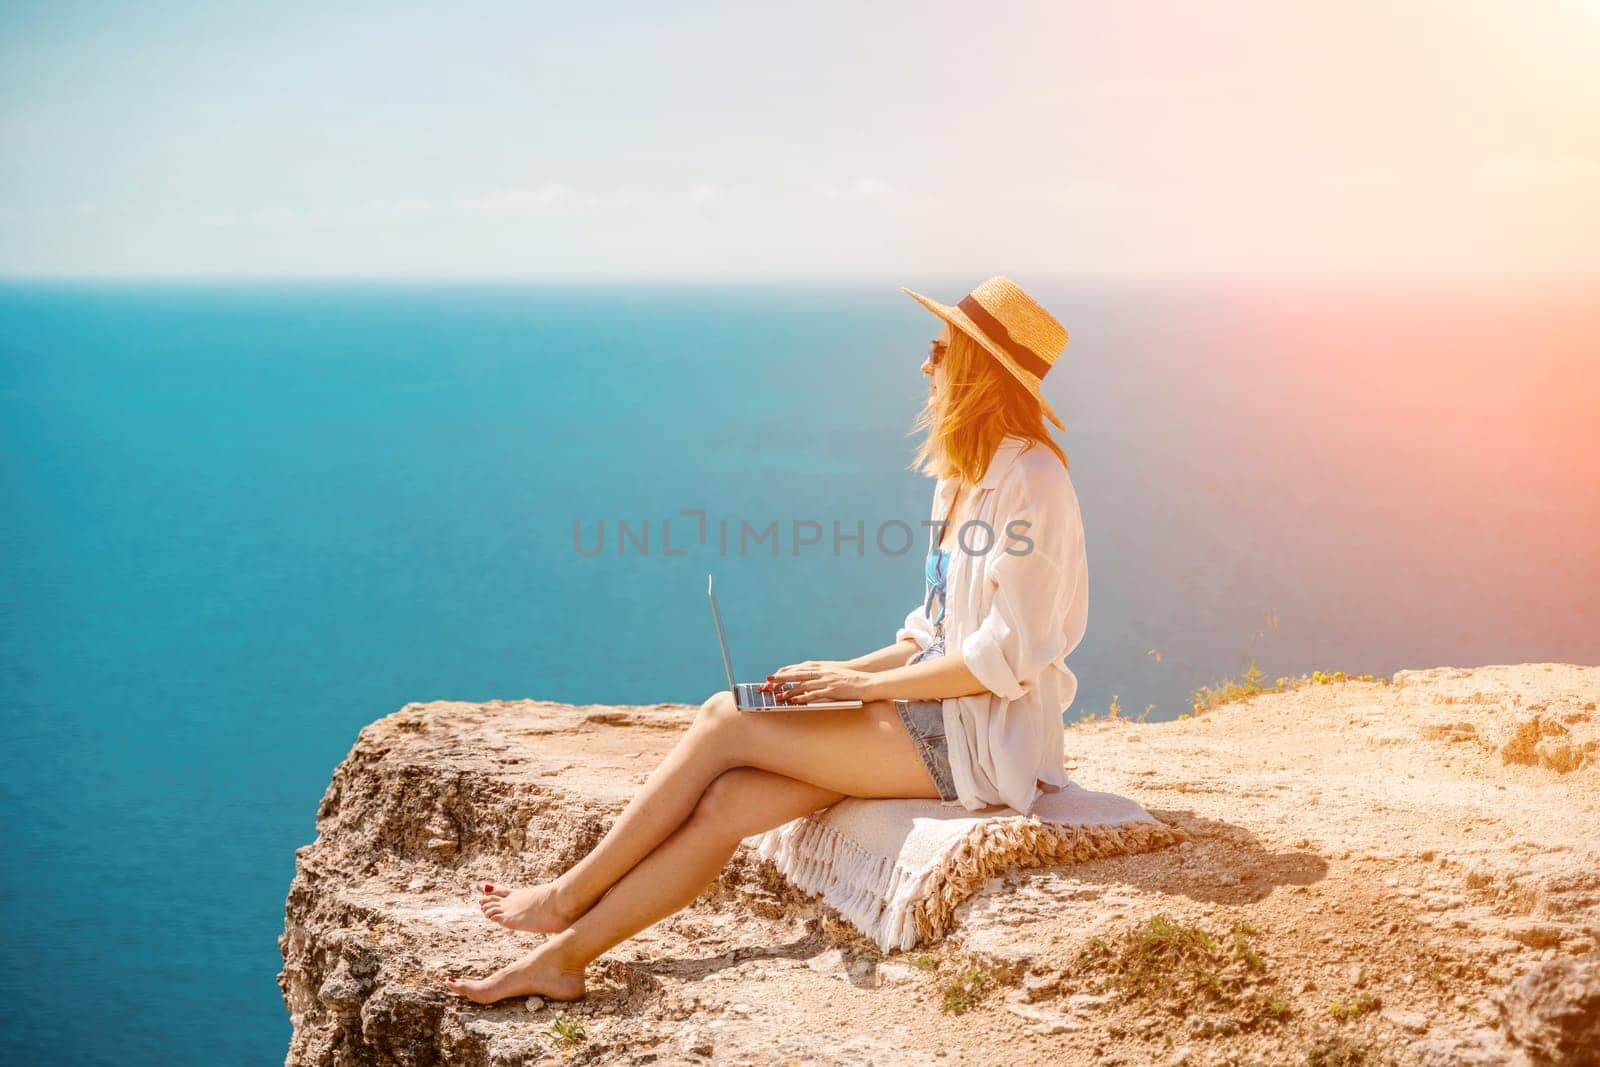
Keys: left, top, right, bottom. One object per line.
{"left": 1380, "top": 1007, "right": 1430, "bottom": 1033}
{"left": 280, "top": 664, "right": 1600, "bottom": 1066}
{"left": 1498, "top": 958, "right": 1600, "bottom": 1066}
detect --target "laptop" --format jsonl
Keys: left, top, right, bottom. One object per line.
{"left": 707, "top": 574, "right": 864, "bottom": 711}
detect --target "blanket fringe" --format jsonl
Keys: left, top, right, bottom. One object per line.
{"left": 753, "top": 815, "right": 1189, "bottom": 952}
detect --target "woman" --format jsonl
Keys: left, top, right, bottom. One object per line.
{"left": 443, "top": 276, "right": 1089, "bottom": 1004}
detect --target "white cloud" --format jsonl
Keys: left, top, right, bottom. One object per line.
{"left": 1028, "top": 75, "right": 1203, "bottom": 110}
{"left": 161, "top": 183, "right": 721, "bottom": 232}
{"left": 812, "top": 177, "right": 941, "bottom": 217}
{"left": 1009, "top": 178, "right": 1126, "bottom": 207}
{"left": 576, "top": 188, "right": 642, "bottom": 210}
{"left": 362, "top": 196, "right": 435, "bottom": 220}
{"left": 457, "top": 183, "right": 573, "bottom": 215}
{"left": 189, "top": 206, "right": 297, "bottom": 228}
{"left": 813, "top": 177, "right": 894, "bottom": 201}
{"left": 685, "top": 181, "right": 723, "bottom": 206}
{"left": 454, "top": 181, "right": 725, "bottom": 216}
{"left": 248, "top": 206, "right": 297, "bottom": 225}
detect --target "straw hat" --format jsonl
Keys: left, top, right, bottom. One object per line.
{"left": 901, "top": 275, "right": 1068, "bottom": 430}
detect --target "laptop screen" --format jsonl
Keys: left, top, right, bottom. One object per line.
{"left": 706, "top": 575, "right": 737, "bottom": 693}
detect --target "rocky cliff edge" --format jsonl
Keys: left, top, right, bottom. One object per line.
{"left": 280, "top": 664, "right": 1600, "bottom": 1066}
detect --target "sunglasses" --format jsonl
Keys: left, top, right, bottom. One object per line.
{"left": 927, "top": 339, "right": 948, "bottom": 367}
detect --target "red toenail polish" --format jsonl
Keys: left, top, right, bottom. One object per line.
{"left": 485, "top": 885, "right": 493, "bottom": 892}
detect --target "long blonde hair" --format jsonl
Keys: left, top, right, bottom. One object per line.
{"left": 910, "top": 326, "right": 1068, "bottom": 483}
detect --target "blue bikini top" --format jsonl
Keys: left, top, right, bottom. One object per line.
{"left": 924, "top": 546, "right": 951, "bottom": 628}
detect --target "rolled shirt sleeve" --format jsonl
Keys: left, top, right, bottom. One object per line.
{"left": 896, "top": 601, "right": 935, "bottom": 651}
{"left": 959, "top": 507, "right": 1082, "bottom": 701}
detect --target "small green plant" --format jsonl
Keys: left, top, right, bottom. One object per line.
{"left": 1189, "top": 657, "right": 1270, "bottom": 715}
{"left": 1241, "top": 659, "right": 1267, "bottom": 689}
{"left": 1074, "top": 913, "right": 1288, "bottom": 1029}
{"left": 1207, "top": 664, "right": 1386, "bottom": 713}
{"left": 1144, "top": 913, "right": 1219, "bottom": 951}
{"left": 1143, "top": 914, "right": 1219, "bottom": 953}
{"left": 1081, "top": 914, "right": 1221, "bottom": 1001}
{"left": 1328, "top": 992, "right": 1379, "bottom": 1020}
{"left": 547, "top": 1012, "right": 586, "bottom": 1045}
{"left": 1232, "top": 920, "right": 1265, "bottom": 970}
{"left": 941, "top": 968, "right": 991, "bottom": 1014}
{"left": 907, "top": 953, "right": 937, "bottom": 971}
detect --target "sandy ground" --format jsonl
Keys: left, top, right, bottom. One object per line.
{"left": 279, "top": 662, "right": 1600, "bottom": 1066}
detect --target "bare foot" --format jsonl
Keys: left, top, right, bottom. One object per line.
{"left": 478, "top": 881, "right": 583, "bottom": 933}
{"left": 441, "top": 944, "right": 586, "bottom": 1005}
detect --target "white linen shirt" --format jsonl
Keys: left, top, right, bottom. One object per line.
{"left": 895, "top": 434, "right": 1089, "bottom": 815}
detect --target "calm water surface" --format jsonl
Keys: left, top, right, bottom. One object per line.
{"left": 1, "top": 278, "right": 1596, "bottom": 1062}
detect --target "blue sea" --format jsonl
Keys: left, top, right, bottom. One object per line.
{"left": 2, "top": 279, "right": 1597, "bottom": 1063}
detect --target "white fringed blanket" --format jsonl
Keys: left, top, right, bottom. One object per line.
{"left": 748, "top": 780, "right": 1188, "bottom": 953}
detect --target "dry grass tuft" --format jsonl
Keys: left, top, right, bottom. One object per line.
{"left": 1180, "top": 660, "right": 1381, "bottom": 721}
{"left": 1076, "top": 653, "right": 1384, "bottom": 724}
{"left": 1305, "top": 1032, "right": 1372, "bottom": 1066}
{"left": 1074, "top": 915, "right": 1290, "bottom": 1030}
{"left": 940, "top": 967, "right": 992, "bottom": 1014}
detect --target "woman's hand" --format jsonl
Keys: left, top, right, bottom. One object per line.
{"left": 762, "top": 660, "right": 876, "bottom": 705}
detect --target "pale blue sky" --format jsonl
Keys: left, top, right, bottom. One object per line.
{"left": 2, "top": 0, "right": 1596, "bottom": 278}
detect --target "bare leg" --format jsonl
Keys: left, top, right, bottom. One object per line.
{"left": 447, "top": 768, "right": 845, "bottom": 1003}
{"left": 481, "top": 691, "right": 937, "bottom": 932}
{"left": 481, "top": 691, "right": 750, "bottom": 932}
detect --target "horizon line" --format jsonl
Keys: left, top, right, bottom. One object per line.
{"left": 2, "top": 269, "right": 1597, "bottom": 287}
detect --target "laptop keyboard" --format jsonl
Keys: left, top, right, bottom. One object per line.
{"left": 736, "top": 682, "right": 793, "bottom": 709}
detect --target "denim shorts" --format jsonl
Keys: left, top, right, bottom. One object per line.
{"left": 895, "top": 636, "right": 959, "bottom": 802}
